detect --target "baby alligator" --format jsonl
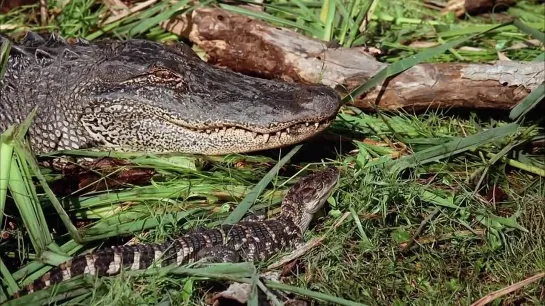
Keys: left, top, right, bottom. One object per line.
{"left": 9, "top": 166, "right": 340, "bottom": 300}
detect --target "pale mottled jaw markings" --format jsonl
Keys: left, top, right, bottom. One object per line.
{"left": 181, "top": 119, "right": 333, "bottom": 143}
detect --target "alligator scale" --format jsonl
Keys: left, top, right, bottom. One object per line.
{"left": 0, "top": 32, "right": 341, "bottom": 154}
{"left": 8, "top": 166, "right": 340, "bottom": 301}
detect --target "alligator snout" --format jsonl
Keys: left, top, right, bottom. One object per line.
{"left": 298, "top": 84, "right": 342, "bottom": 119}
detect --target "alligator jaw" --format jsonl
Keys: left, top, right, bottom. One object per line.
{"left": 79, "top": 59, "right": 342, "bottom": 154}
{"left": 81, "top": 101, "right": 336, "bottom": 155}
{"left": 169, "top": 118, "right": 336, "bottom": 155}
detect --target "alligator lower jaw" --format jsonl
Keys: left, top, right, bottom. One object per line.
{"left": 182, "top": 118, "right": 334, "bottom": 141}
{"left": 90, "top": 118, "right": 335, "bottom": 155}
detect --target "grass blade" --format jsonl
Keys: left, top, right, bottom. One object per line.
{"left": 437, "top": 23, "right": 544, "bottom": 38}
{"left": 320, "top": 0, "right": 336, "bottom": 41}
{"left": 0, "top": 258, "right": 19, "bottom": 302}
{"left": 0, "top": 38, "right": 13, "bottom": 217}
{"left": 7, "top": 154, "right": 51, "bottom": 255}
{"left": 219, "top": 4, "right": 321, "bottom": 38}
{"left": 513, "top": 19, "right": 545, "bottom": 44}
{"left": 509, "top": 83, "right": 545, "bottom": 121}
{"left": 4, "top": 109, "right": 55, "bottom": 254}
{"left": 129, "top": 0, "right": 200, "bottom": 36}
{"left": 169, "top": 262, "right": 257, "bottom": 279}
{"left": 82, "top": 210, "right": 200, "bottom": 241}
{"left": 13, "top": 240, "right": 85, "bottom": 282}
{"left": 345, "top": 0, "right": 369, "bottom": 47}
{"left": 0, "top": 127, "right": 15, "bottom": 220}
{"left": 388, "top": 123, "right": 521, "bottom": 172}
{"left": 0, "top": 36, "right": 11, "bottom": 78}
{"left": 334, "top": 0, "right": 356, "bottom": 45}
{"left": 222, "top": 145, "right": 302, "bottom": 225}
{"left": 2, "top": 278, "right": 92, "bottom": 306}
{"left": 265, "top": 280, "right": 368, "bottom": 306}
{"left": 17, "top": 144, "right": 84, "bottom": 243}
{"left": 533, "top": 52, "right": 545, "bottom": 62}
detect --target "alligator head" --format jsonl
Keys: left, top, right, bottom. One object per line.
{"left": 0, "top": 32, "right": 341, "bottom": 155}
{"left": 279, "top": 166, "right": 340, "bottom": 233}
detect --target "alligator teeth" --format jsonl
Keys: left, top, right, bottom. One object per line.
{"left": 305, "top": 122, "right": 310, "bottom": 127}
{"left": 314, "top": 122, "right": 319, "bottom": 129}
{"left": 263, "top": 133, "right": 270, "bottom": 143}
{"left": 286, "top": 127, "right": 290, "bottom": 133}
{"left": 206, "top": 129, "right": 211, "bottom": 134}
{"left": 215, "top": 128, "right": 219, "bottom": 133}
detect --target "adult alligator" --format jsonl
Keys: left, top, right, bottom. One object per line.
{"left": 8, "top": 166, "right": 340, "bottom": 301}
{"left": 0, "top": 32, "right": 341, "bottom": 155}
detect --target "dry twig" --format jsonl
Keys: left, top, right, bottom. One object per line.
{"left": 39, "top": 0, "right": 47, "bottom": 26}
{"left": 101, "top": 0, "right": 158, "bottom": 26}
{"left": 400, "top": 207, "right": 441, "bottom": 253}
{"left": 471, "top": 272, "right": 545, "bottom": 306}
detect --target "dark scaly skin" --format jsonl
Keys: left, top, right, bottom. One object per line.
{"left": 0, "top": 32, "right": 341, "bottom": 155}
{"left": 9, "top": 167, "right": 340, "bottom": 299}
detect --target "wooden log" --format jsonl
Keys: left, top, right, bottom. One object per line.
{"left": 168, "top": 8, "right": 543, "bottom": 112}
{"left": 0, "top": 0, "right": 39, "bottom": 14}
{"left": 441, "top": 0, "right": 517, "bottom": 18}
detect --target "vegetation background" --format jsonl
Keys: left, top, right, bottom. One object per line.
{"left": 0, "top": 0, "right": 544, "bottom": 305}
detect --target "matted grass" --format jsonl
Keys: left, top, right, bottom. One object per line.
{"left": 1, "top": 0, "right": 544, "bottom": 305}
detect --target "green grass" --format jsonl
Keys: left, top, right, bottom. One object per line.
{"left": 1, "top": 0, "right": 545, "bottom": 305}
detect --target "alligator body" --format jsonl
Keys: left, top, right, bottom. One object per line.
{"left": 0, "top": 32, "right": 341, "bottom": 155}
{"left": 10, "top": 167, "right": 340, "bottom": 299}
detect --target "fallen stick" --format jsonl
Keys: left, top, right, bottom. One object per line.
{"left": 163, "top": 7, "right": 544, "bottom": 112}
{"left": 400, "top": 207, "right": 441, "bottom": 253}
{"left": 471, "top": 272, "right": 545, "bottom": 306}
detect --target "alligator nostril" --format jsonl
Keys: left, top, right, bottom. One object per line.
{"left": 311, "top": 85, "right": 339, "bottom": 98}
{"left": 297, "top": 85, "right": 341, "bottom": 115}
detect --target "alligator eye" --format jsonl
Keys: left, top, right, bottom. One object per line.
{"left": 153, "top": 69, "right": 176, "bottom": 79}
{"left": 147, "top": 68, "right": 186, "bottom": 90}
{"left": 300, "top": 187, "right": 315, "bottom": 200}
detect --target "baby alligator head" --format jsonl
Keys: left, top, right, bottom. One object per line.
{"left": 72, "top": 38, "right": 342, "bottom": 154}
{"left": 279, "top": 166, "right": 340, "bottom": 233}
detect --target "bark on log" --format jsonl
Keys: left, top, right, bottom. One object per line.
{"left": 173, "top": 8, "right": 544, "bottom": 113}
{"left": 442, "top": 0, "right": 517, "bottom": 18}
{"left": 0, "top": 0, "right": 38, "bottom": 13}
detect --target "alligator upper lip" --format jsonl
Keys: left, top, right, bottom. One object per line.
{"left": 171, "top": 118, "right": 333, "bottom": 134}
